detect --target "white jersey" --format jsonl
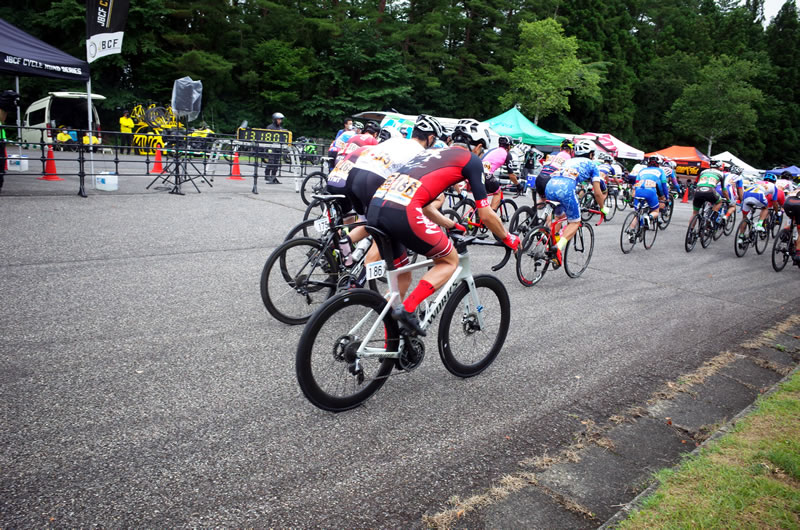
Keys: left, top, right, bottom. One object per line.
{"left": 352, "top": 137, "right": 424, "bottom": 178}
{"left": 630, "top": 163, "right": 646, "bottom": 177}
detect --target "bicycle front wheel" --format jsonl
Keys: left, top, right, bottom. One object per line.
{"left": 260, "top": 237, "right": 338, "bottom": 325}
{"left": 772, "top": 228, "right": 791, "bottom": 272}
{"left": 508, "top": 205, "right": 537, "bottom": 238}
{"left": 438, "top": 274, "right": 510, "bottom": 377}
{"left": 516, "top": 227, "right": 551, "bottom": 286}
{"left": 700, "top": 217, "right": 713, "bottom": 248}
{"left": 755, "top": 226, "right": 770, "bottom": 255}
{"left": 284, "top": 219, "right": 319, "bottom": 241}
{"left": 564, "top": 223, "right": 595, "bottom": 278}
{"left": 735, "top": 220, "right": 751, "bottom": 257}
{"left": 603, "top": 193, "right": 617, "bottom": 222}
{"left": 658, "top": 200, "right": 673, "bottom": 230}
{"left": 685, "top": 215, "right": 700, "bottom": 253}
{"left": 497, "top": 198, "right": 518, "bottom": 224}
{"left": 643, "top": 217, "right": 658, "bottom": 249}
{"left": 296, "top": 289, "right": 398, "bottom": 412}
{"left": 620, "top": 212, "right": 638, "bottom": 254}
{"left": 300, "top": 171, "right": 327, "bottom": 206}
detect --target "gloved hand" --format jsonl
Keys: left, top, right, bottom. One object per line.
{"left": 452, "top": 222, "right": 467, "bottom": 233}
{"left": 601, "top": 206, "right": 610, "bottom": 217}
{"left": 502, "top": 232, "right": 521, "bottom": 251}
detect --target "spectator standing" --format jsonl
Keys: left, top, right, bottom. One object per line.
{"left": 119, "top": 110, "right": 134, "bottom": 155}
{"left": 327, "top": 117, "right": 353, "bottom": 171}
{"left": 264, "top": 112, "right": 285, "bottom": 183}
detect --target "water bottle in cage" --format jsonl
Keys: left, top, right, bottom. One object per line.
{"left": 349, "top": 237, "right": 373, "bottom": 264}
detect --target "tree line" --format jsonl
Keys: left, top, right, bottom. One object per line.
{"left": 1, "top": 0, "right": 798, "bottom": 168}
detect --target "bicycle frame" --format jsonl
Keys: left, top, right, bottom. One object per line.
{"left": 354, "top": 251, "right": 480, "bottom": 360}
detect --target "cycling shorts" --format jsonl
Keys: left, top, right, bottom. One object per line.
{"left": 366, "top": 204, "right": 452, "bottom": 263}
{"left": 324, "top": 182, "right": 353, "bottom": 216}
{"left": 783, "top": 195, "right": 800, "bottom": 222}
{"left": 485, "top": 175, "right": 501, "bottom": 196}
{"left": 634, "top": 187, "right": 660, "bottom": 210}
{"left": 345, "top": 168, "right": 385, "bottom": 216}
{"left": 545, "top": 177, "right": 580, "bottom": 222}
{"left": 742, "top": 191, "right": 769, "bottom": 214}
{"left": 693, "top": 188, "right": 720, "bottom": 211}
{"left": 535, "top": 174, "right": 551, "bottom": 201}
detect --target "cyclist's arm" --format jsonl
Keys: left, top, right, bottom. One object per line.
{"left": 465, "top": 155, "right": 510, "bottom": 241}
{"left": 422, "top": 203, "right": 454, "bottom": 228}
{"left": 591, "top": 181, "right": 606, "bottom": 208}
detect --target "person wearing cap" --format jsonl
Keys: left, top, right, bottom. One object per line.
{"left": 264, "top": 112, "right": 286, "bottom": 182}
{"left": 119, "top": 110, "right": 134, "bottom": 155}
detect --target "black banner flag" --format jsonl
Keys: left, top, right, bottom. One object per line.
{"left": 86, "top": 0, "right": 130, "bottom": 63}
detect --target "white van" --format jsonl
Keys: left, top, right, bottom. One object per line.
{"left": 21, "top": 91, "right": 105, "bottom": 145}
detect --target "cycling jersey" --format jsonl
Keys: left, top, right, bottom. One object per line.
{"left": 327, "top": 128, "right": 347, "bottom": 154}
{"left": 634, "top": 166, "right": 668, "bottom": 211}
{"left": 335, "top": 133, "right": 379, "bottom": 163}
{"left": 545, "top": 157, "right": 604, "bottom": 222}
{"left": 333, "top": 130, "right": 356, "bottom": 153}
{"left": 723, "top": 172, "right": 743, "bottom": 202}
{"left": 538, "top": 149, "right": 572, "bottom": 179}
{"left": 696, "top": 169, "right": 724, "bottom": 190}
{"left": 367, "top": 146, "right": 488, "bottom": 261}
{"left": 742, "top": 181, "right": 785, "bottom": 213}
{"left": 783, "top": 191, "right": 800, "bottom": 222}
{"left": 480, "top": 147, "right": 512, "bottom": 196}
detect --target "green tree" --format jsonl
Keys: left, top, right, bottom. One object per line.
{"left": 499, "top": 18, "right": 603, "bottom": 124}
{"left": 668, "top": 55, "right": 764, "bottom": 156}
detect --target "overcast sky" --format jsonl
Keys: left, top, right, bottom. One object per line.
{"left": 762, "top": 0, "right": 790, "bottom": 24}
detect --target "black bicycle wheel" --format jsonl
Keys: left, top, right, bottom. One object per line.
{"left": 734, "top": 219, "right": 751, "bottom": 257}
{"left": 455, "top": 197, "right": 475, "bottom": 219}
{"left": 723, "top": 208, "right": 737, "bottom": 236}
{"left": 643, "top": 216, "right": 658, "bottom": 249}
{"left": 603, "top": 193, "right": 617, "bottom": 222}
{"left": 284, "top": 219, "right": 320, "bottom": 241}
{"left": 617, "top": 189, "right": 630, "bottom": 211}
{"left": 300, "top": 171, "right": 327, "bottom": 206}
{"left": 516, "top": 227, "right": 551, "bottom": 286}
{"left": 772, "top": 228, "right": 791, "bottom": 272}
{"left": 620, "top": 212, "right": 638, "bottom": 254}
{"left": 564, "top": 223, "right": 594, "bottom": 278}
{"left": 771, "top": 211, "right": 782, "bottom": 238}
{"left": 296, "top": 289, "right": 397, "bottom": 412}
{"left": 260, "top": 237, "right": 338, "bottom": 325}
{"left": 498, "top": 198, "right": 518, "bottom": 224}
{"left": 685, "top": 215, "right": 700, "bottom": 253}
{"left": 581, "top": 193, "right": 596, "bottom": 222}
{"left": 508, "top": 205, "right": 537, "bottom": 238}
{"left": 700, "top": 217, "right": 713, "bottom": 248}
{"left": 438, "top": 274, "right": 510, "bottom": 377}
{"left": 658, "top": 200, "right": 673, "bottom": 230}
{"left": 755, "top": 225, "right": 770, "bottom": 255}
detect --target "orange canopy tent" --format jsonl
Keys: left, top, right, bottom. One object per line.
{"left": 645, "top": 145, "right": 710, "bottom": 178}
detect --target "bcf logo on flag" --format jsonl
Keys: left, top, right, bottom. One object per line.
{"left": 86, "top": 32, "right": 124, "bottom": 63}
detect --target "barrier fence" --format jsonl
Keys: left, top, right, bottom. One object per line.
{"left": 0, "top": 126, "right": 331, "bottom": 197}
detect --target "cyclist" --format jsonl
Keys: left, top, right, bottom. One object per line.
{"left": 332, "top": 121, "right": 362, "bottom": 158}
{"left": 723, "top": 165, "right": 745, "bottom": 219}
{"left": 480, "top": 135, "right": 522, "bottom": 210}
{"left": 783, "top": 186, "right": 800, "bottom": 264}
{"left": 661, "top": 159, "right": 681, "bottom": 195}
{"left": 534, "top": 139, "right": 574, "bottom": 223}
{"left": 738, "top": 173, "right": 786, "bottom": 240}
{"left": 327, "top": 117, "right": 353, "bottom": 169}
{"left": 367, "top": 118, "right": 520, "bottom": 335}
{"left": 626, "top": 155, "right": 668, "bottom": 237}
{"left": 690, "top": 159, "right": 726, "bottom": 226}
{"left": 544, "top": 140, "right": 610, "bottom": 267}
{"left": 335, "top": 120, "right": 380, "bottom": 164}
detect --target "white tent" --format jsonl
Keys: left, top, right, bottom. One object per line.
{"left": 712, "top": 151, "right": 762, "bottom": 177}
{"left": 552, "top": 132, "right": 645, "bottom": 160}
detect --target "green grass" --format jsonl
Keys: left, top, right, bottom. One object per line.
{"left": 619, "top": 371, "right": 800, "bottom": 529}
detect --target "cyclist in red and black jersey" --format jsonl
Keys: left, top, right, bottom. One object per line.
{"left": 367, "top": 118, "right": 520, "bottom": 335}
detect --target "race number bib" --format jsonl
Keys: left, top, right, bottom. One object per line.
{"left": 326, "top": 160, "right": 354, "bottom": 185}
{"left": 373, "top": 174, "right": 421, "bottom": 206}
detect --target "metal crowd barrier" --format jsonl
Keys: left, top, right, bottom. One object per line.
{"left": 0, "top": 125, "right": 330, "bottom": 197}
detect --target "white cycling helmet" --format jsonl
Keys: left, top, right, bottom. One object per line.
{"left": 573, "top": 139, "right": 595, "bottom": 157}
{"left": 452, "top": 118, "right": 491, "bottom": 148}
{"left": 378, "top": 126, "right": 401, "bottom": 142}
{"left": 414, "top": 114, "right": 445, "bottom": 140}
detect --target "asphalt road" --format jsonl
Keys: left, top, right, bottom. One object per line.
{"left": 1, "top": 182, "right": 798, "bottom": 527}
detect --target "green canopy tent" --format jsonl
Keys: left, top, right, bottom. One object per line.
{"left": 483, "top": 107, "right": 563, "bottom": 147}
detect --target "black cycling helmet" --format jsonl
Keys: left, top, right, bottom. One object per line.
{"left": 560, "top": 139, "right": 574, "bottom": 151}
{"left": 709, "top": 159, "right": 723, "bottom": 169}
{"left": 363, "top": 120, "right": 380, "bottom": 135}
{"left": 646, "top": 155, "right": 661, "bottom": 167}
{"left": 0, "top": 89, "right": 20, "bottom": 112}
{"left": 498, "top": 136, "right": 512, "bottom": 148}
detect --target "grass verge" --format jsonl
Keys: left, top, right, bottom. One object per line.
{"left": 619, "top": 370, "right": 800, "bottom": 528}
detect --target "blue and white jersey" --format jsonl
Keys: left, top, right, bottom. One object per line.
{"left": 596, "top": 163, "right": 615, "bottom": 178}
{"left": 635, "top": 166, "right": 668, "bottom": 197}
{"left": 551, "top": 157, "right": 604, "bottom": 187}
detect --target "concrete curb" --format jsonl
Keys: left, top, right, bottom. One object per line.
{"left": 599, "top": 363, "right": 800, "bottom": 529}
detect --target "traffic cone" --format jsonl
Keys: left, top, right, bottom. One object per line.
{"left": 38, "top": 145, "right": 63, "bottom": 181}
{"left": 681, "top": 185, "right": 689, "bottom": 203}
{"left": 151, "top": 148, "right": 164, "bottom": 174}
{"left": 228, "top": 151, "right": 244, "bottom": 180}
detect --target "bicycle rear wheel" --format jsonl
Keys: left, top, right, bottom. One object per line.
{"left": 300, "top": 171, "right": 327, "bottom": 206}
{"left": 564, "top": 223, "right": 594, "bottom": 278}
{"left": 772, "top": 228, "right": 791, "bottom": 272}
{"left": 658, "top": 200, "right": 673, "bottom": 230}
{"left": 643, "top": 217, "right": 658, "bottom": 249}
{"left": 508, "top": 205, "right": 537, "bottom": 238}
{"left": 296, "top": 289, "right": 397, "bottom": 412}
{"left": 580, "top": 194, "right": 596, "bottom": 222}
{"left": 620, "top": 212, "right": 638, "bottom": 254}
{"left": 755, "top": 226, "right": 770, "bottom": 255}
{"left": 603, "top": 193, "right": 617, "bottom": 222}
{"left": 284, "top": 219, "right": 319, "bottom": 240}
{"left": 685, "top": 215, "right": 700, "bottom": 253}
{"left": 771, "top": 212, "right": 782, "bottom": 238}
{"left": 735, "top": 220, "right": 751, "bottom": 257}
{"left": 438, "top": 274, "right": 510, "bottom": 378}
{"left": 516, "top": 227, "right": 551, "bottom": 286}
{"left": 260, "top": 237, "right": 338, "bottom": 325}
{"left": 723, "top": 209, "right": 736, "bottom": 236}
{"left": 699, "top": 217, "right": 713, "bottom": 248}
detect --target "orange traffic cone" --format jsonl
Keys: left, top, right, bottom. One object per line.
{"left": 38, "top": 144, "right": 64, "bottom": 181}
{"left": 151, "top": 147, "right": 164, "bottom": 174}
{"left": 681, "top": 185, "right": 689, "bottom": 203}
{"left": 228, "top": 151, "right": 244, "bottom": 180}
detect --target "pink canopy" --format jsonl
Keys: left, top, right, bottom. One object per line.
{"left": 583, "top": 132, "right": 644, "bottom": 160}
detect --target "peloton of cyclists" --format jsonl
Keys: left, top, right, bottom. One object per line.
{"left": 738, "top": 173, "right": 786, "bottom": 243}
{"left": 626, "top": 155, "right": 668, "bottom": 237}
{"left": 544, "top": 140, "right": 610, "bottom": 267}
{"left": 367, "top": 118, "right": 520, "bottom": 336}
